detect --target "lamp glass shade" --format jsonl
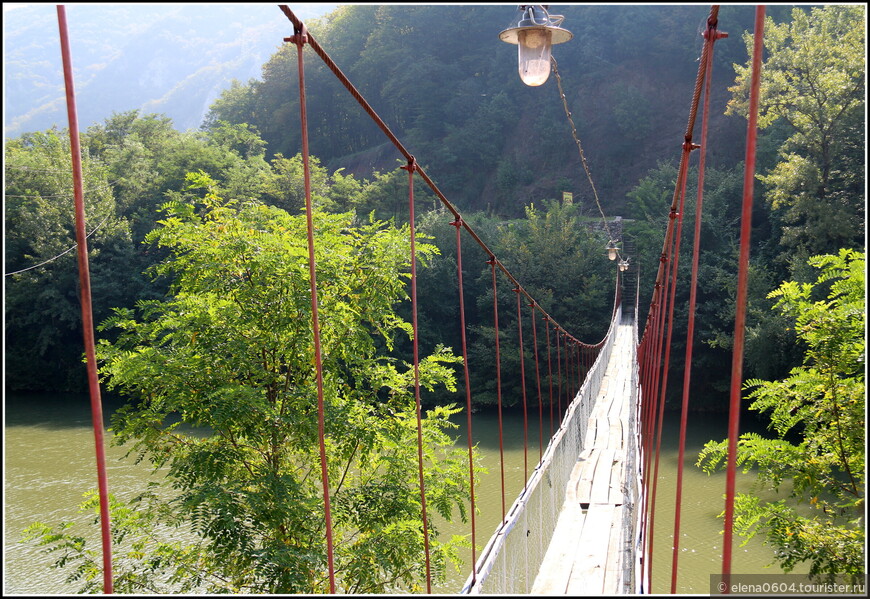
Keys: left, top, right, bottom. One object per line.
{"left": 517, "top": 28, "right": 552, "bottom": 86}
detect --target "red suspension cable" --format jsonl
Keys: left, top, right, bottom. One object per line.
{"left": 489, "top": 258, "right": 507, "bottom": 521}
{"left": 546, "top": 317, "right": 555, "bottom": 438}
{"left": 56, "top": 6, "right": 113, "bottom": 592}
{"left": 515, "top": 288, "right": 529, "bottom": 488}
{"left": 278, "top": 6, "right": 603, "bottom": 353}
{"left": 556, "top": 330, "right": 563, "bottom": 424}
{"left": 452, "top": 219, "right": 478, "bottom": 583}
{"left": 649, "top": 138, "right": 696, "bottom": 589}
{"left": 646, "top": 237, "right": 676, "bottom": 592}
{"left": 288, "top": 24, "right": 336, "bottom": 592}
{"left": 403, "top": 157, "right": 433, "bottom": 593}
{"left": 638, "top": 7, "right": 723, "bottom": 589}
{"left": 672, "top": 16, "right": 725, "bottom": 592}
{"left": 723, "top": 5, "right": 765, "bottom": 587}
{"left": 530, "top": 304, "right": 544, "bottom": 461}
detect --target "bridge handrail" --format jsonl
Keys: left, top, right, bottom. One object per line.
{"left": 460, "top": 285, "right": 624, "bottom": 594}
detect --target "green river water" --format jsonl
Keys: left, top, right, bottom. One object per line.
{"left": 4, "top": 393, "right": 808, "bottom": 594}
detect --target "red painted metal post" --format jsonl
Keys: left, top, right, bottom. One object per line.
{"left": 515, "top": 289, "right": 529, "bottom": 488}
{"left": 56, "top": 6, "right": 113, "bottom": 592}
{"left": 545, "top": 317, "right": 555, "bottom": 437}
{"left": 489, "top": 258, "right": 507, "bottom": 521}
{"left": 452, "top": 219, "right": 478, "bottom": 583}
{"left": 530, "top": 304, "right": 544, "bottom": 461}
{"left": 288, "top": 23, "right": 336, "bottom": 592}
{"left": 672, "top": 17, "right": 725, "bottom": 593}
{"left": 403, "top": 158, "right": 433, "bottom": 593}
{"left": 723, "top": 6, "right": 765, "bottom": 589}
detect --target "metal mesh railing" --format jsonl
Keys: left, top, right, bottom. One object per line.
{"left": 460, "top": 303, "right": 623, "bottom": 594}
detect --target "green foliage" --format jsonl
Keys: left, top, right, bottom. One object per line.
{"left": 4, "top": 128, "right": 139, "bottom": 391}
{"left": 23, "top": 489, "right": 209, "bottom": 593}
{"left": 625, "top": 161, "right": 791, "bottom": 405}
{"left": 25, "top": 179, "right": 476, "bottom": 593}
{"left": 205, "top": 5, "right": 751, "bottom": 213}
{"left": 698, "top": 250, "right": 865, "bottom": 582}
{"left": 4, "top": 111, "right": 281, "bottom": 392}
{"left": 468, "top": 200, "right": 613, "bottom": 407}
{"left": 727, "top": 5, "right": 866, "bottom": 273}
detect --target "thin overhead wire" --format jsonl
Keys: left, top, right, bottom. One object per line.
{"left": 5, "top": 179, "right": 120, "bottom": 198}
{"left": 5, "top": 214, "right": 111, "bottom": 276}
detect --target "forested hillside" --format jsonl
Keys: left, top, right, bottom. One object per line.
{"left": 206, "top": 4, "right": 784, "bottom": 215}
{"left": 3, "top": 3, "right": 337, "bottom": 136}
{"left": 5, "top": 4, "right": 865, "bottom": 412}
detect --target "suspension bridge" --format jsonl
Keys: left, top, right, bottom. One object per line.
{"left": 55, "top": 3, "right": 768, "bottom": 594}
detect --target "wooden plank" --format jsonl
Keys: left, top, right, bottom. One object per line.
{"left": 590, "top": 415, "right": 604, "bottom": 449}
{"left": 565, "top": 458, "right": 585, "bottom": 503}
{"left": 592, "top": 418, "right": 610, "bottom": 450}
{"left": 596, "top": 380, "right": 610, "bottom": 403}
{"left": 590, "top": 448, "right": 616, "bottom": 504}
{"left": 607, "top": 416, "right": 624, "bottom": 450}
{"left": 590, "top": 393, "right": 611, "bottom": 421}
{"left": 609, "top": 450, "right": 626, "bottom": 502}
{"left": 575, "top": 450, "right": 600, "bottom": 505}
{"left": 608, "top": 376, "right": 627, "bottom": 419}
{"left": 567, "top": 503, "right": 616, "bottom": 595}
{"left": 531, "top": 501, "right": 587, "bottom": 594}
{"left": 603, "top": 504, "right": 625, "bottom": 594}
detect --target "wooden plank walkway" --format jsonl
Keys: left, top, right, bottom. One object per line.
{"left": 531, "top": 322, "right": 636, "bottom": 595}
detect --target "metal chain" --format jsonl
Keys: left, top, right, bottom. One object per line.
{"left": 551, "top": 56, "right": 616, "bottom": 246}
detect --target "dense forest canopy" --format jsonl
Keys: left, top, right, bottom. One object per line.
{"left": 5, "top": 4, "right": 865, "bottom": 412}
{"left": 206, "top": 4, "right": 782, "bottom": 215}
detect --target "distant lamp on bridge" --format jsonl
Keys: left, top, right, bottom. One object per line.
{"left": 618, "top": 258, "right": 630, "bottom": 272}
{"left": 606, "top": 240, "right": 619, "bottom": 261}
{"left": 499, "top": 5, "right": 572, "bottom": 86}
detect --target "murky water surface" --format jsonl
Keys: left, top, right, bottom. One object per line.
{"left": 5, "top": 394, "right": 806, "bottom": 594}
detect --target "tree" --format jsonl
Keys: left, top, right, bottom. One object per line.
{"left": 698, "top": 249, "right": 865, "bottom": 582}
{"left": 24, "top": 175, "right": 475, "bottom": 593}
{"left": 464, "top": 200, "right": 614, "bottom": 408}
{"left": 4, "top": 128, "right": 137, "bottom": 391}
{"left": 624, "top": 161, "right": 792, "bottom": 406}
{"left": 726, "top": 5, "right": 866, "bottom": 274}
{"left": 4, "top": 113, "right": 284, "bottom": 392}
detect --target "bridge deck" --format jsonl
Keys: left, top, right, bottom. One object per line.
{"left": 531, "top": 322, "right": 636, "bottom": 594}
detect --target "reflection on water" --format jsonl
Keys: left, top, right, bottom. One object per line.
{"left": 4, "top": 394, "right": 807, "bottom": 594}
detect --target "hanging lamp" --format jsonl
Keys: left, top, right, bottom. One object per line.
{"left": 499, "top": 5, "right": 573, "bottom": 86}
